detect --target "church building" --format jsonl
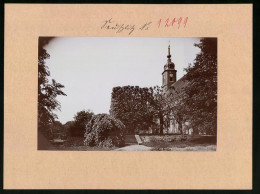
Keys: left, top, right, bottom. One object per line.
{"left": 161, "top": 45, "right": 193, "bottom": 135}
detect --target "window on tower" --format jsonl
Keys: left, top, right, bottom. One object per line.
{"left": 170, "top": 73, "right": 173, "bottom": 81}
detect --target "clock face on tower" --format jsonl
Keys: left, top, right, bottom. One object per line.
{"left": 170, "top": 73, "right": 173, "bottom": 77}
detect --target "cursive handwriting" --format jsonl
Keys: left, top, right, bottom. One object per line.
{"left": 101, "top": 18, "right": 152, "bottom": 35}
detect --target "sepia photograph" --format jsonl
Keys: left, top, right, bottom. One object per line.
{"left": 4, "top": 3, "right": 253, "bottom": 189}
{"left": 38, "top": 37, "right": 217, "bottom": 151}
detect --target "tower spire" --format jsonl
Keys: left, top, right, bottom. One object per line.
{"left": 167, "top": 43, "right": 171, "bottom": 59}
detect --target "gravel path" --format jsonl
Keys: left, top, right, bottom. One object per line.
{"left": 114, "top": 145, "right": 152, "bottom": 151}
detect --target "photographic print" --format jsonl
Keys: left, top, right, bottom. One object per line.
{"left": 38, "top": 37, "right": 217, "bottom": 151}
{"left": 4, "top": 4, "right": 252, "bottom": 189}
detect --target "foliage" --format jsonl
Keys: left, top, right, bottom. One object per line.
{"left": 150, "top": 86, "right": 172, "bottom": 134}
{"left": 110, "top": 86, "right": 154, "bottom": 134}
{"left": 166, "top": 82, "right": 192, "bottom": 134}
{"left": 84, "top": 114, "right": 126, "bottom": 147}
{"left": 149, "top": 85, "right": 189, "bottom": 134}
{"left": 183, "top": 38, "right": 217, "bottom": 135}
{"left": 49, "top": 121, "right": 66, "bottom": 139}
{"left": 147, "top": 86, "right": 168, "bottom": 134}
{"left": 38, "top": 37, "right": 66, "bottom": 137}
{"left": 71, "top": 110, "right": 94, "bottom": 136}
{"left": 98, "top": 138, "right": 115, "bottom": 148}
{"left": 50, "top": 121, "right": 63, "bottom": 131}
{"left": 63, "top": 121, "right": 75, "bottom": 137}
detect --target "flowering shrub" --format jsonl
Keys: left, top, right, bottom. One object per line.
{"left": 98, "top": 138, "right": 114, "bottom": 148}
{"left": 84, "top": 114, "right": 126, "bottom": 147}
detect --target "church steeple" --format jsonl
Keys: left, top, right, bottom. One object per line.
{"left": 167, "top": 45, "right": 172, "bottom": 64}
{"left": 162, "top": 44, "right": 177, "bottom": 89}
{"left": 167, "top": 45, "right": 171, "bottom": 58}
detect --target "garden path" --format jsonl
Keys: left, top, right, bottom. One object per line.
{"left": 114, "top": 144, "right": 152, "bottom": 151}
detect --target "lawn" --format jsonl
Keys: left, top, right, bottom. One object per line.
{"left": 140, "top": 135, "right": 217, "bottom": 151}
{"left": 48, "top": 137, "right": 116, "bottom": 151}
{"left": 47, "top": 135, "right": 217, "bottom": 151}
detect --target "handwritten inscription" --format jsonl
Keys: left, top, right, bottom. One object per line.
{"left": 101, "top": 18, "right": 152, "bottom": 35}
{"left": 101, "top": 17, "right": 188, "bottom": 35}
{"left": 158, "top": 17, "right": 188, "bottom": 29}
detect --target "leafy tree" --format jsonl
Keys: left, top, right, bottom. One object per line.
{"left": 166, "top": 81, "right": 191, "bottom": 134}
{"left": 110, "top": 86, "right": 154, "bottom": 134}
{"left": 183, "top": 38, "right": 217, "bottom": 135}
{"left": 72, "top": 110, "right": 94, "bottom": 137}
{"left": 150, "top": 86, "right": 171, "bottom": 134}
{"left": 49, "top": 121, "right": 66, "bottom": 139}
{"left": 84, "top": 114, "right": 126, "bottom": 147}
{"left": 38, "top": 37, "right": 66, "bottom": 138}
{"left": 150, "top": 85, "right": 190, "bottom": 135}
{"left": 63, "top": 121, "right": 75, "bottom": 137}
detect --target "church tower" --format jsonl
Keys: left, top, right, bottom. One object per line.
{"left": 162, "top": 44, "right": 177, "bottom": 89}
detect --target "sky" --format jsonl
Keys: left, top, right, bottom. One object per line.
{"left": 44, "top": 37, "right": 201, "bottom": 124}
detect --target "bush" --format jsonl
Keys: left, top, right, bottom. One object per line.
{"left": 72, "top": 110, "right": 94, "bottom": 137}
{"left": 84, "top": 114, "right": 126, "bottom": 147}
{"left": 98, "top": 138, "right": 114, "bottom": 148}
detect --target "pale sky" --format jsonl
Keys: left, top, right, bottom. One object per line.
{"left": 44, "top": 37, "right": 201, "bottom": 124}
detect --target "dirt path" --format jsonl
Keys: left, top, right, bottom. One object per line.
{"left": 114, "top": 145, "right": 152, "bottom": 151}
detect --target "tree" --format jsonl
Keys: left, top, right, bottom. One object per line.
{"left": 72, "top": 110, "right": 94, "bottom": 137}
{"left": 150, "top": 85, "right": 190, "bottom": 135}
{"left": 63, "top": 121, "right": 75, "bottom": 137}
{"left": 84, "top": 114, "right": 126, "bottom": 147}
{"left": 150, "top": 86, "right": 171, "bottom": 134}
{"left": 166, "top": 82, "right": 191, "bottom": 135}
{"left": 38, "top": 37, "right": 66, "bottom": 138}
{"left": 49, "top": 121, "right": 66, "bottom": 140}
{"left": 183, "top": 38, "right": 217, "bottom": 135}
{"left": 110, "top": 86, "right": 154, "bottom": 134}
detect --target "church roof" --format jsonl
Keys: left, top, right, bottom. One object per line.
{"left": 169, "top": 75, "right": 189, "bottom": 92}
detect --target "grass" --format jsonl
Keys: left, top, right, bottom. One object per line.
{"left": 44, "top": 135, "right": 217, "bottom": 151}
{"left": 51, "top": 146, "right": 115, "bottom": 151}
{"left": 48, "top": 136, "right": 116, "bottom": 151}
{"left": 170, "top": 145, "right": 216, "bottom": 151}
{"left": 141, "top": 135, "right": 217, "bottom": 151}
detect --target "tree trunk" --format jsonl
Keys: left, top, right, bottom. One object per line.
{"left": 178, "top": 121, "right": 182, "bottom": 135}
{"left": 159, "top": 115, "right": 164, "bottom": 135}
